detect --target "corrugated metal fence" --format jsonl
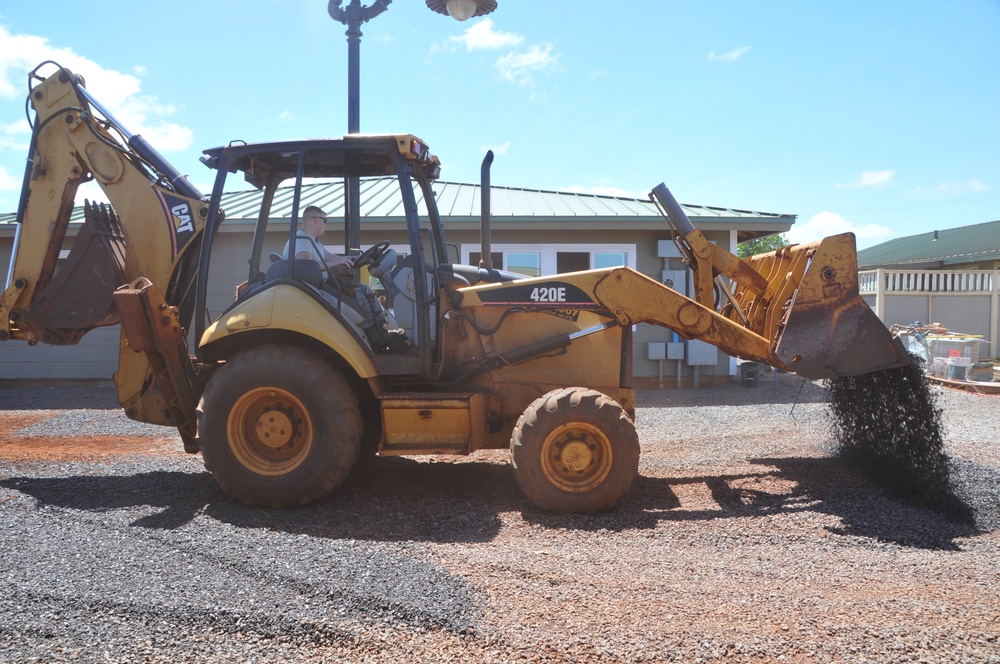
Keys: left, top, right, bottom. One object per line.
{"left": 859, "top": 269, "right": 999, "bottom": 360}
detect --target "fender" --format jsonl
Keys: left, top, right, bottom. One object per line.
{"left": 201, "top": 285, "right": 378, "bottom": 379}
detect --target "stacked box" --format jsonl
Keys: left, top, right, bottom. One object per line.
{"left": 927, "top": 338, "right": 981, "bottom": 365}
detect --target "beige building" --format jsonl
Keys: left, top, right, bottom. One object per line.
{"left": 1, "top": 178, "right": 794, "bottom": 385}
{"left": 856, "top": 219, "right": 1000, "bottom": 360}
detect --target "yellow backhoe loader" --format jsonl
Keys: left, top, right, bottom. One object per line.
{"left": 1, "top": 62, "right": 909, "bottom": 512}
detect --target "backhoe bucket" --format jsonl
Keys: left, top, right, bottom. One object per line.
{"left": 759, "top": 234, "right": 910, "bottom": 380}
{"left": 24, "top": 201, "right": 125, "bottom": 345}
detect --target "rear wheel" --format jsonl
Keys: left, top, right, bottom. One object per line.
{"left": 198, "top": 345, "right": 362, "bottom": 507}
{"left": 510, "top": 387, "right": 639, "bottom": 514}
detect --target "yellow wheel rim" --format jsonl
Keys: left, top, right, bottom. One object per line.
{"left": 539, "top": 421, "right": 614, "bottom": 493}
{"left": 226, "top": 387, "right": 313, "bottom": 476}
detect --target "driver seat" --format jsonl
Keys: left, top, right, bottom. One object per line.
{"left": 265, "top": 257, "right": 367, "bottom": 328}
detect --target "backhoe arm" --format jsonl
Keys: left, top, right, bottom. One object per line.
{"left": 1, "top": 62, "right": 210, "bottom": 432}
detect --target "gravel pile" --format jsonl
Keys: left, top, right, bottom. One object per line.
{"left": 1, "top": 379, "right": 998, "bottom": 662}
{"left": 829, "top": 357, "right": 961, "bottom": 516}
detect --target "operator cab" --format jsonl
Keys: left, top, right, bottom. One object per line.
{"left": 197, "top": 135, "right": 516, "bottom": 377}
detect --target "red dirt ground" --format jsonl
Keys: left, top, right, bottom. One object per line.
{"left": 0, "top": 412, "right": 180, "bottom": 462}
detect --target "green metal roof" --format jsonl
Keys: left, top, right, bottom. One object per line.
{"left": 857, "top": 219, "right": 1000, "bottom": 269}
{"left": 1, "top": 177, "right": 795, "bottom": 241}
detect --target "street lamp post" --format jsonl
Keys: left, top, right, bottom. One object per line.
{"left": 327, "top": 0, "right": 497, "bottom": 254}
{"left": 328, "top": 0, "right": 391, "bottom": 255}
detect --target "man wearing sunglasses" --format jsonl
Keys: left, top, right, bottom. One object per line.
{"left": 283, "top": 206, "right": 408, "bottom": 353}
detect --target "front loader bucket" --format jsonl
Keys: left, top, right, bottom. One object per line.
{"left": 763, "top": 234, "right": 909, "bottom": 380}
{"left": 649, "top": 184, "right": 908, "bottom": 381}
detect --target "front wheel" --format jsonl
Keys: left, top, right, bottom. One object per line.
{"left": 198, "top": 345, "right": 362, "bottom": 507}
{"left": 510, "top": 387, "right": 639, "bottom": 514}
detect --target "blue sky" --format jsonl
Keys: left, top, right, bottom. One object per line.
{"left": 1, "top": 1, "right": 998, "bottom": 249}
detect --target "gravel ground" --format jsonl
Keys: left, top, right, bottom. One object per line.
{"left": 0, "top": 378, "right": 998, "bottom": 663}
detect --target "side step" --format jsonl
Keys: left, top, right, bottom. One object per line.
{"left": 378, "top": 392, "right": 489, "bottom": 456}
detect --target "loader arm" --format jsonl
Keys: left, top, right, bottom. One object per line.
{"left": 597, "top": 184, "right": 911, "bottom": 380}
{"left": 1, "top": 63, "right": 209, "bottom": 433}
{"left": 592, "top": 267, "right": 778, "bottom": 367}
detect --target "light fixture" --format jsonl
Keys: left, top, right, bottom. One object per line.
{"left": 425, "top": 0, "right": 497, "bottom": 21}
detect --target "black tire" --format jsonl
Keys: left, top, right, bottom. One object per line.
{"left": 197, "top": 345, "right": 362, "bottom": 507}
{"left": 510, "top": 387, "right": 639, "bottom": 514}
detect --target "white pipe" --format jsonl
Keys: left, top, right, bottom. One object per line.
{"left": 5, "top": 222, "right": 21, "bottom": 288}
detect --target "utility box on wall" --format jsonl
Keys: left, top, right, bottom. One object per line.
{"left": 661, "top": 270, "right": 687, "bottom": 294}
{"left": 657, "top": 240, "right": 682, "bottom": 258}
{"left": 649, "top": 341, "right": 685, "bottom": 361}
{"left": 686, "top": 339, "right": 717, "bottom": 366}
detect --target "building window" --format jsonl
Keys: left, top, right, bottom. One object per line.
{"left": 463, "top": 244, "right": 636, "bottom": 275}
{"left": 593, "top": 251, "right": 629, "bottom": 269}
{"left": 506, "top": 252, "right": 542, "bottom": 277}
{"left": 556, "top": 252, "right": 588, "bottom": 273}
{"left": 468, "top": 252, "right": 504, "bottom": 269}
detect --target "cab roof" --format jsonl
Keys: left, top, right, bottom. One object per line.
{"left": 200, "top": 134, "right": 440, "bottom": 187}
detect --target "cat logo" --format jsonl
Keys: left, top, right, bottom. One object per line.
{"left": 157, "top": 191, "right": 198, "bottom": 257}
{"left": 172, "top": 202, "right": 194, "bottom": 235}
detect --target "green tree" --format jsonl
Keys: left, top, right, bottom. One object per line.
{"left": 737, "top": 233, "right": 790, "bottom": 259}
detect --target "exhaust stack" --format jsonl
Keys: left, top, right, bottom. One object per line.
{"left": 479, "top": 150, "right": 494, "bottom": 270}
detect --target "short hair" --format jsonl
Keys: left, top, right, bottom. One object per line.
{"left": 300, "top": 205, "right": 326, "bottom": 226}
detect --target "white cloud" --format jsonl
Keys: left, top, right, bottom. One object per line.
{"left": 431, "top": 20, "right": 559, "bottom": 87}
{"left": 0, "top": 26, "right": 137, "bottom": 101}
{"left": 496, "top": 44, "right": 559, "bottom": 86}
{"left": 937, "top": 179, "right": 991, "bottom": 195}
{"left": 787, "top": 211, "right": 896, "bottom": 249}
{"left": 480, "top": 140, "right": 510, "bottom": 155}
{"left": 0, "top": 26, "right": 193, "bottom": 152}
{"left": 0, "top": 163, "right": 19, "bottom": 191}
{"left": 451, "top": 19, "right": 523, "bottom": 51}
{"left": 708, "top": 47, "right": 751, "bottom": 62}
{"left": 0, "top": 119, "right": 28, "bottom": 152}
{"left": 136, "top": 121, "right": 193, "bottom": 152}
{"left": 836, "top": 170, "right": 896, "bottom": 189}
{"left": 0, "top": 27, "right": 51, "bottom": 98}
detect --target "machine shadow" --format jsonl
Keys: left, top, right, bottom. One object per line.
{"left": 0, "top": 457, "right": 520, "bottom": 544}
{"left": 2, "top": 454, "right": 988, "bottom": 550}
{"left": 524, "top": 455, "right": 988, "bottom": 551}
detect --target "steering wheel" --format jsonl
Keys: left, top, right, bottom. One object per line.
{"left": 353, "top": 240, "right": 391, "bottom": 269}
